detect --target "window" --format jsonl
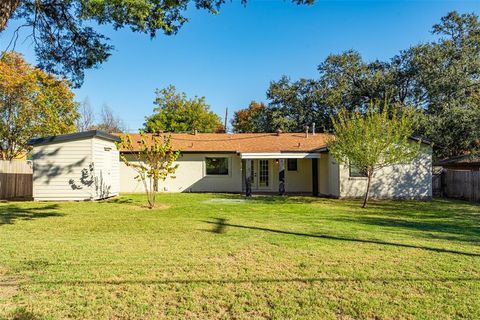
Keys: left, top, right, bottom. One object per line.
{"left": 206, "top": 157, "right": 229, "bottom": 175}
{"left": 349, "top": 164, "right": 368, "bottom": 177}
{"left": 287, "top": 159, "right": 298, "bottom": 171}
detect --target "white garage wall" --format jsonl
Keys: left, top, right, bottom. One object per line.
{"left": 92, "top": 137, "right": 120, "bottom": 199}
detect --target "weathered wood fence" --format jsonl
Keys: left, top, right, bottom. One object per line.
{"left": 433, "top": 169, "right": 480, "bottom": 202}
{"left": 0, "top": 160, "right": 33, "bottom": 200}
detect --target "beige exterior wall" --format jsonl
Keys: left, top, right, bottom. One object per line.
{"left": 318, "top": 154, "right": 340, "bottom": 197}
{"left": 120, "top": 153, "right": 244, "bottom": 193}
{"left": 32, "top": 137, "right": 119, "bottom": 201}
{"left": 119, "top": 148, "right": 432, "bottom": 199}
{"left": 120, "top": 154, "right": 315, "bottom": 193}
{"left": 338, "top": 146, "right": 432, "bottom": 199}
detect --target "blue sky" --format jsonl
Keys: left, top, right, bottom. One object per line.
{"left": 1, "top": 1, "right": 479, "bottom": 131}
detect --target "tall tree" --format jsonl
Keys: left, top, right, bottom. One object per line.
{"left": 231, "top": 101, "right": 268, "bottom": 133}
{"left": 327, "top": 106, "right": 421, "bottom": 208}
{"left": 400, "top": 12, "right": 480, "bottom": 159}
{"left": 0, "top": 52, "right": 78, "bottom": 160}
{"left": 144, "top": 85, "right": 223, "bottom": 133}
{"left": 266, "top": 76, "right": 323, "bottom": 132}
{"left": 252, "top": 11, "right": 480, "bottom": 158}
{"left": 0, "top": 0, "right": 312, "bottom": 86}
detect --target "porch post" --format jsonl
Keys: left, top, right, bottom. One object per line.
{"left": 312, "top": 158, "right": 318, "bottom": 196}
{"left": 245, "top": 159, "right": 252, "bottom": 197}
{"left": 279, "top": 159, "right": 286, "bottom": 196}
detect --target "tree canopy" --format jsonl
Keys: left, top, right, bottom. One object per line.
{"left": 144, "top": 85, "right": 223, "bottom": 133}
{"left": 231, "top": 101, "right": 268, "bottom": 133}
{"left": 0, "top": 0, "right": 312, "bottom": 86}
{"left": 0, "top": 51, "right": 78, "bottom": 160}
{"left": 232, "top": 11, "right": 480, "bottom": 159}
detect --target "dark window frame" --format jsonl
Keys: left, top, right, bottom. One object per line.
{"left": 349, "top": 164, "right": 368, "bottom": 178}
{"left": 205, "top": 157, "right": 229, "bottom": 176}
{"left": 287, "top": 159, "right": 298, "bottom": 171}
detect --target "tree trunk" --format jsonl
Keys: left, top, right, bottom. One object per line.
{"left": 362, "top": 171, "right": 373, "bottom": 208}
{"left": 0, "top": 0, "right": 20, "bottom": 32}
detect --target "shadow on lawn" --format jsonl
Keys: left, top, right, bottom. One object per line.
{"left": 214, "top": 193, "right": 320, "bottom": 204}
{"left": 0, "top": 204, "right": 62, "bottom": 226}
{"left": 204, "top": 218, "right": 480, "bottom": 257}
{"left": 1, "top": 276, "right": 479, "bottom": 287}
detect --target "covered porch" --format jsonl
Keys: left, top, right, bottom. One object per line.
{"left": 240, "top": 152, "right": 323, "bottom": 196}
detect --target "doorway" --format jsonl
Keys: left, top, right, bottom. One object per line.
{"left": 244, "top": 159, "right": 272, "bottom": 192}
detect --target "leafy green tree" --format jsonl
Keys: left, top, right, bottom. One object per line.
{"left": 266, "top": 76, "right": 323, "bottom": 132}
{"left": 257, "top": 11, "right": 480, "bottom": 158}
{"left": 0, "top": 52, "right": 78, "bottom": 160}
{"left": 119, "top": 133, "right": 180, "bottom": 209}
{"left": 397, "top": 12, "right": 480, "bottom": 159}
{"left": 0, "top": 0, "right": 312, "bottom": 86}
{"left": 327, "top": 106, "right": 420, "bottom": 208}
{"left": 144, "top": 85, "right": 223, "bottom": 133}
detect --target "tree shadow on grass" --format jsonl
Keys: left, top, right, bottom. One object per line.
{"left": 333, "top": 215, "right": 480, "bottom": 244}
{"left": 1, "top": 276, "right": 479, "bottom": 287}
{"left": 0, "top": 204, "right": 62, "bottom": 226}
{"left": 203, "top": 218, "right": 480, "bottom": 257}
{"left": 214, "top": 193, "right": 321, "bottom": 204}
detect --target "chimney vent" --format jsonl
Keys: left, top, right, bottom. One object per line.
{"left": 193, "top": 129, "right": 198, "bottom": 135}
{"left": 312, "top": 123, "right": 316, "bottom": 135}
{"left": 305, "top": 125, "right": 309, "bottom": 138}
{"left": 276, "top": 129, "right": 282, "bottom": 136}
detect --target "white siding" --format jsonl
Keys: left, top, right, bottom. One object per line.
{"left": 338, "top": 146, "right": 432, "bottom": 199}
{"left": 32, "top": 138, "right": 94, "bottom": 201}
{"left": 91, "top": 138, "right": 120, "bottom": 199}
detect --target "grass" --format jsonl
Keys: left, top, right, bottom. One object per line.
{"left": 0, "top": 193, "right": 479, "bottom": 319}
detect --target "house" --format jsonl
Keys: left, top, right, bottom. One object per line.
{"left": 434, "top": 152, "right": 480, "bottom": 171}
{"left": 116, "top": 132, "right": 433, "bottom": 199}
{"left": 28, "top": 130, "right": 121, "bottom": 201}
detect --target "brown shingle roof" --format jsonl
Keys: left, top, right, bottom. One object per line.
{"left": 115, "top": 133, "right": 331, "bottom": 153}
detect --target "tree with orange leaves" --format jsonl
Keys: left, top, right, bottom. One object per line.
{"left": 0, "top": 52, "right": 78, "bottom": 160}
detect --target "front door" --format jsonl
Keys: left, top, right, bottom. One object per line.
{"left": 257, "top": 159, "right": 270, "bottom": 190}
{"left": 247, "top": 159, "right": 271, "bottom": 191}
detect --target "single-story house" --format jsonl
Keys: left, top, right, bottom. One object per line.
{"left": 434, "top": 152, "right": 480, "bottom": 171}
{"left": 116, "top": 132, "right": 433, "bottom": 199}
{"left": 28, "top": 130, "right": 121, "bottom": 201}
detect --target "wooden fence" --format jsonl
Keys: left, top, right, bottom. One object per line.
{"left": 433, "top": 169, "right": 480, "bottom": 202}
{"left": 0, "top": 160, "right": 33, "bottom": 201}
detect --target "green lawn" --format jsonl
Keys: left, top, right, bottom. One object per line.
{"left": 0, "top": 194, "right": 479, "bottom": 319}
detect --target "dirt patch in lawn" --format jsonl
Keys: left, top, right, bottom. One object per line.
{"left": 0, "top": 267, "right": 21, "bottom": 313}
